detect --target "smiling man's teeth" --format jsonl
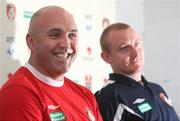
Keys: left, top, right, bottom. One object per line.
{"left": 67, "top": 48, "right": 73, "bottom": 54}
{"left": 54, "top": 48, "right": 73, "bottom": 60}
{"left": 56, "top": 53, "right": 68, "bottom": 58}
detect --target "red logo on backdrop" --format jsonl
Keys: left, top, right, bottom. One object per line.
{"left": 103, "top": 78, "right": 108, "bottom": 84}
{"left": 82, "top": 46, "right": 94, "bottom": 61}
{"left": 6, "top": 3, "right": 16, "bottom": 21}
{"left": 7, "top": 72, "right": 13, "bottom": 78}
{"left": 85, "top": 75, "right": 92, "bottom": 90}
{"left": 86, "top": 46, "right": 92, "bottom": 55}
{"left": 102, "top": 17, "right": 110, "bottom": 30}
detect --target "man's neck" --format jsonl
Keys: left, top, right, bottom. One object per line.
{"left": 119, "top": 72, "right": 141, "bottom": 82}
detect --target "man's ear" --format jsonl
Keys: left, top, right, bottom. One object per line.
{"left": 26, "top": 34, "right": 34, "bottom": 50}
{"left": 101, "top": 51, "right": 111, "bottom": 64}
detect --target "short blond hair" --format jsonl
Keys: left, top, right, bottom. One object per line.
{"left": 100, "top": 23, "right": 130, "bottom": 52}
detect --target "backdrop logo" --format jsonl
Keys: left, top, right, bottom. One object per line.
{"left": 103, "top": 78, "right": 108, "bottom": 84}
{"left": 7, "top": 47, "right": 15, "bottom": 56}
{"left": 86, "top": 46, "right": 92, "bottom": 55}
{"left": 6, "top": 3, "right": 16, "bottom": 21}
{"left": 7, "top": 72, "right": 14, "bottom": 78}
{"left": 85, "top": 75, "right": 92, "bottom": 91}
{"left": 85, "top": 14, "right": 93, "bottom": 31}
{"left": 102, "top": 17, "right": 110, "bottom": 30}
{"left": 24, "top": 11, "right": 34, "bottom": 19}
{"left": 82, "top": 46, "right": 94, "bottom": 61}
{"left": 6, "top": 36, "right": 15, "bottom": 56}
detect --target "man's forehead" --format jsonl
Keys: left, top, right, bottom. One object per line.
{"left": 37, "top": 15, "right": 76, "bottom": 32}
{"left": 108, "top": 29, "right": 141, "bottom": 45}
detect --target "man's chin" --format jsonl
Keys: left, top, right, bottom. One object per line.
{"left": 128, "top": 67, "right": 143, "bottom": 74}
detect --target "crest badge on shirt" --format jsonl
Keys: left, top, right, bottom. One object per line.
{"left": 159, "top": 92, "right": 172, "bottom": 106}
{"left": 84, "top": 107, "right": 95, "bottom": 121}
{"left": 49, "top": 112, "right": 66, "bottom": 121}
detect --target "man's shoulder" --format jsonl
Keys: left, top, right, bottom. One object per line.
{"left": 99, "top": 80, "right": 122, "bottom": 92}
{"left": 64, "top": 77, "right": 92, "bottom": 93}
{"left": 147, "top": 81, "right": 163, "bottom": 89}
{"left": 64, "top": 77, "right": 96, "bottom": 101}
{"left": 0, "top": 67, "right": 41, "bottom": 94}
{"left": 95, "top": 80, "right": 123, "bottom": 99}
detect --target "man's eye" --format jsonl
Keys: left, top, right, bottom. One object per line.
{"left": 48, "top": 33, "right": 61, "bottom": 39}
{"left": 120, "top": 46, "right": 129, "bottom": 52}
{"left": 68, "top": 33, "right": 77, "bottom": 39}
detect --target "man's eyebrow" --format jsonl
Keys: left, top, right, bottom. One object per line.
{"left": 70, "top": 29, "right": 78, "bottom": 33}
{"left": 120, "top": 43, "right": 129, "bottom": 48}
{"left": 47, "top": 28, "right": 78, "bottom": 33}
{"left": 50, "top": 28, "right": 63, "bottom": 31}
{"left": 46, "top": 28, "right": 62, "bottom": 34}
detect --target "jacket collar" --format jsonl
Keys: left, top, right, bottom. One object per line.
{"left": 109, "top": 73, "right": 148, "bottom": 86}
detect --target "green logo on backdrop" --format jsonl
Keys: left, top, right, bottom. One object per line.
{"left": 24, "top": 11, "right": 33, "bottom": 19}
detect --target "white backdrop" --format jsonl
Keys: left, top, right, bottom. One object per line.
{"left": 1, "top": 0, "right": 180, "bottom": 117}
{"left": 0, "top": 0, "right": 115, "bottom": 93}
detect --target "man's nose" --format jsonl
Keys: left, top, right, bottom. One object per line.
{"left": 59, "top": 33, "right": 71, "bottom": 48}
{"left": 131, "top": 46, "right": 138, "bottom": 57}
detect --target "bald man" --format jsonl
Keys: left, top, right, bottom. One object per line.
{"left": 0, "top": 6, "right": 102, "bottom": 121}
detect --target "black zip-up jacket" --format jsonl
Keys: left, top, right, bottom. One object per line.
{"left": 95, "top": 73, "right": 180, "bottom": 121}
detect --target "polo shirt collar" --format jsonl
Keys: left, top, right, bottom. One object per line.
{"left": 109, "top": 73, "right": 147, "bottom": 86}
